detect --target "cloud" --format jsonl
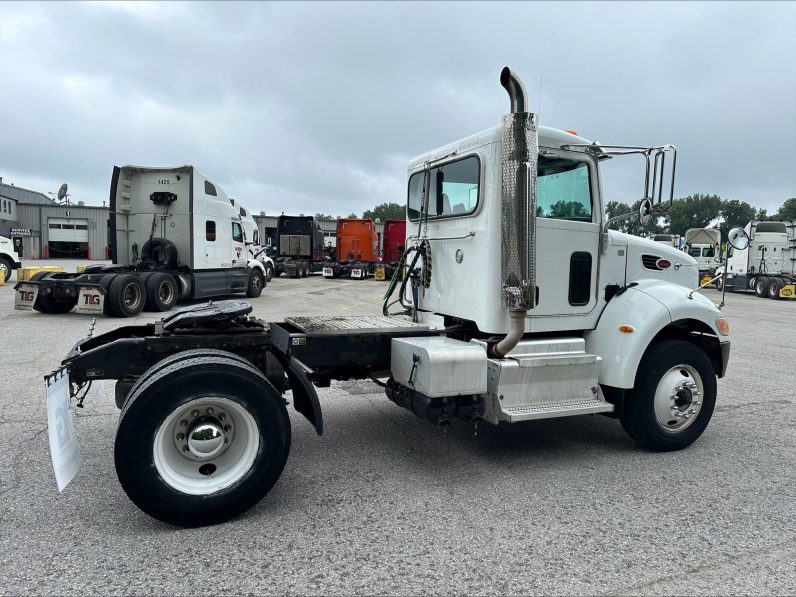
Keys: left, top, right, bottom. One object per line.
{"left": 1, "top": 1, "right": 794, "bottom": 217}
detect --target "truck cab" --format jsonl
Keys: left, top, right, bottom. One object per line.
{"left": 0, "top": 235, "right": 23, "bottom": 283}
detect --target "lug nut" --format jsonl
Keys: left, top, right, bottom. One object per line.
{"left": 218, "top": 413, "right": 226, "bottom": 421}
{"left": 224, "top": 425, "right": 232, "bottom": 433}
{"left": 191, "top": 409, "right": 200, "bottom": 418}
{"left": 179, "top": 419, "right": 188, "bottom": 428}
{"left": 206, "top": 407, "right": 214, "bottom": 415}
{"left": 176, "top": 433, "right": 185, "bottom": 441}
{"left": 182, "top": 445, "right": 189, "bottom": 452}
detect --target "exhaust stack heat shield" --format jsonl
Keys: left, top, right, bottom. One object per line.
{"left": 500, "top": 68, "right": 538, "bottom": 310}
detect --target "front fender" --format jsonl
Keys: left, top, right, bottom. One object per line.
{"left": 585, "top": 280, "right": 725, "bottom": 388}
{"left": 246, "top": 258, "right": 265, "bottom": 273}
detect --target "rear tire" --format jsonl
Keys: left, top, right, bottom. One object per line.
{"left": 767, "top": 277, "right": 782, "bottom": 299}
{"left": 264, "top": 263, "right": 274, "bottom": 282}
{"left": 0, "top": 257, "right": 12, "bottom": 282}
{"left": 621, "top": 339, "right": 716, "bottom": 451}
{"left": 245, "top": 269, "right": 264, "bottom": 298}
{"left": 114, "top": 353, "right": 291, "bottom": 527}
{"left": 145, "top": 272, "right": 178, "bottom": 311}
{"left": 754, "top": 276, "right": 770, "bottom": 298}
{"left": 107, "top": 274, "right": 146, "bottom": 317}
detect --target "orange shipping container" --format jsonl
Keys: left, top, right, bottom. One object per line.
{"left": 337, "top": 218, "right": 378, "bottom": 263}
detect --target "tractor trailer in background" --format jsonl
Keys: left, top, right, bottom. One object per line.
{"left": 684, "top": 228, "right": 721, "bottom": 276}
{"left": 271, "top": 215, "right": 326, "bottom": 278}
{"left": 717, "top": 220, "right": 796, "bottom": 299}
{"left": 323, "top": 218, "right": 378, "bottom": 279}
{"left": 380, "top": 219, "right": 407, "bottom": 278}
{"left": 13, "top": 165, "right": 268, "bottom": 316}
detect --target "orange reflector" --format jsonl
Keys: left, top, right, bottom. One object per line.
{"left": 565, "top": 129, "right": 579, "bottom": 136}
{"left": 619, "top": 325, "right": 634, "bottom": 333}
{"left": 715, "top": 317, "right": 730, "bottom": 336}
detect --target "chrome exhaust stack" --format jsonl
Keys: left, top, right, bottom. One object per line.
{"left": 494, "top": 67, "right": 537, "bottom": 357}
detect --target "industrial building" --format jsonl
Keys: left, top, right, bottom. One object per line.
{"left": 0, "top": 178, "right": 109, "bottom": 260}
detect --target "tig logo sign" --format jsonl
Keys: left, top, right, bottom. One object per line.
{"left": 235, "top": 246, "right": 243, "bottom": 258}
{"left": 76, "top": 287, "right": 104, "bottom": 314}
{"left": 14, "top": 284, "right": 39, "bottom": 310}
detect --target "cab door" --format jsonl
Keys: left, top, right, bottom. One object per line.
{"left": 532, "top": 150, "right": 600, "bottom": 318}
{"left": 230, "top": 220, "right": 245, "bottom": 267}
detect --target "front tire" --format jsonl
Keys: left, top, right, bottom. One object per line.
{"left": 264, "top": 263, "right": 274, "bottom": 282}
{"left": 114, "top": 352, "right": 291, "bottom": 527}
{"left": 621, "top": 339, "right": 716, "bottom": 451}
{"left": 246, "top": 269, "right": 264, "bottom": 298}
{"left": 0, "top": 257, "right": 12, "bottom": 283}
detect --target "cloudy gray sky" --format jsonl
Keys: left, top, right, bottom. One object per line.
{"left": 1, "top": 1, "right": 794, "bottom": 216}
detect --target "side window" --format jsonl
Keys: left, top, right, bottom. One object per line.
{"left": 253, "top": 229, "right": 259, "bottom": 245}
{"left": 232, "top": 222, "right": 243, "bottom": 243}
{"left": 240, "top": 207, "right": 247, "bottom": 217}
{"left": 407, "top": 155, "right": 480, "bottom": 221}
{"left": 688, "top": 247, "right": 701, "bottom": 257}
{"left": 703, "top": 247, "right": 715, "bottom": 257}
{"left": 537, "top": 156, "right": 592, "bottom": 221}
{"left": 206, "top": 220, "right": 216, "bottom": 241}
{"left": 205, "top": 180, "right": 217, "bottom": 196}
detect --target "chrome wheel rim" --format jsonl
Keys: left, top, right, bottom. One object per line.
{"left": 654, "top": 364, "right": 704, "bottom": 432}
{"left": 252, "top": 273, "right": 262, "bottom": 290}
{"left": 153, "top": 397, "right": 259, "bottom": 495}
{"left": 123, "top": 283, "right": 143, "bottom": 310}
{"left": 158, "top": 280, "right": 175, "bottom": 304}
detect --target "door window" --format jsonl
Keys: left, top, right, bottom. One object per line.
{"left": 232, "top": 222, "right": 243, "bottom": 243}
{"left": 407, "top": 155, "right": 480, "bottom": 220}
{"left": 537, "top": 156, "right": 593, "bottom": 221}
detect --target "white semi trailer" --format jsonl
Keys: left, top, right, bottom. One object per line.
{"left": 49, "top": 68, "right": 733, "bottom": 527}
{"left": 14, "top": 166, "right": 268, "bottom": 316}
{"left": 717, "top": 220, "right": 796, "bottom": 299}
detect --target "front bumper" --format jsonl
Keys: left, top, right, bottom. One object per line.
{"left": 719, "top": 341, "right": 731, "bottom": 378}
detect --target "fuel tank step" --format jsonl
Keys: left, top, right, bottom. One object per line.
{"left": 501, "top": 397, "right": 613, "bottom": 422}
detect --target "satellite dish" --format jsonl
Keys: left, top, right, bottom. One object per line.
{"left": 57, "top": 183, "right": 68, "bottom": 202}
{"left": 728, "top": 227, "right": 749, "bottom": 251}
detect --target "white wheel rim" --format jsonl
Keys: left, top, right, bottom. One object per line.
{"left": 153, "top": 397, "right": 259, "bottom": 495}
{"left": 653, "top": 364, "right": 704, "bottom": 432}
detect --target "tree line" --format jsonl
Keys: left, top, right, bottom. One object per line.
{"left": 316, "top": 197, "right": 796, "bottom": 241}
{"left": 607, "top": 195, "right": 796, "bottom": 240}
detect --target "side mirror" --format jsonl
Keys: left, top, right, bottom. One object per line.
{"left": 728, "top": 227, "right": 749, "bottom": 250}
{"left": 638, "top": 198, "right": 653, "bottom": 227}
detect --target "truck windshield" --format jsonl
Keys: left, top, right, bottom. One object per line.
{"left": 537, "top": 156, "right": 592, "bottom": 221}
{"left": 407, "top": 156, "right": 480, "bottom": 221}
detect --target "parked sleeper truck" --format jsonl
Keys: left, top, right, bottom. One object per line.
{"left": 323, "top": 218, "right": 379, "bottom": 279}
{"left": 47, "top": 68, "right": 732, "bottom": 528}
{"left": 380, "top": 219, "right": 407, "bottom": 278}
{"left": 270, "top": 215, "right": 325, "bottom": 278}
{"left": 13, "top": 165, "right": 267, "bottom": 316}
{"left": 684, "top": 228, "right": 721, "bottom": 276}
{"left": 717, "top": 220, "right": 796, "bottom": 299}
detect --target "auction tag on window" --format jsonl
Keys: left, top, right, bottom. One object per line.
{"left": 46, "top": 372, "right": 80, "bottom": 492}
{"left": 75, "top": 287, "right": 104, "bottom": 314}
{"left": 14, "top": 283, "right": 38, "bottom": 310}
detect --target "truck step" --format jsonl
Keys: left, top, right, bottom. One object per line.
{"left": 501, "top": 397, "right": 613, "bottom": 422}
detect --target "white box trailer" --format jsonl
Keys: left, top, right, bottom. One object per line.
{"left": 14, "top": 166, "right": 267, "bottom": 316}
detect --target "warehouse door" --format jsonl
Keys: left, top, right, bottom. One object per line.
{"left": 48, "top": 218, "right": 89, "bottom": 258}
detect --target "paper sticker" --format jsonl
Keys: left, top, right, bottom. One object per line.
{"left": 46, "top": 372, "right": 80, "bottom": 492}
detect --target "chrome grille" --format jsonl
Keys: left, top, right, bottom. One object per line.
{"left": 642, "top": 254, "right": 663, "bottom": 271}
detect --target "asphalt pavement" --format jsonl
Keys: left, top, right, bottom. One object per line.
{"left": 1, "top": 260, "right": 794, "bottom": 595}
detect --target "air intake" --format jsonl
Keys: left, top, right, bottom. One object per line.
{"left": 642, "top": 254, "right": 663, "bottom": 271}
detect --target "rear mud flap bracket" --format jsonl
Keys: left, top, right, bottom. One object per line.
{"left": 273, "top": 352, "right": 323, "bottom": 435}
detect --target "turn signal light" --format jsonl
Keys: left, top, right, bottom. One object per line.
{"left": 619, "top": 325, "right": 634, "bottom": 333}
{"left": 715, "top": 317, "right": 730, "bottom": 336}
{"left": 565, "top": 130, "right": 579, "bottom": 136}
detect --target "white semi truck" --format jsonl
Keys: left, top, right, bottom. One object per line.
{"left": 48, "top": 68, "right": 733, "bottom": 527}
{"left": 14, "top": 166, "right": 268, "bottom": 316}
{"left": 0, "top": 235, "right": 23, "bottom": 282}
{"left": 684, "top": 228, "right": 721, "bottom": 275}
{"left": 717, "top": 220, "right": 796, "bottom": 299}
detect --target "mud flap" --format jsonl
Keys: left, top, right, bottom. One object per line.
{"left": 272, "top": 352, "right": 323, "bottom": 435}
